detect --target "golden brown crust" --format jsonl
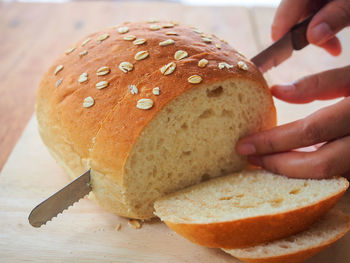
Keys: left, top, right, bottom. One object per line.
{"left": 36, "top": 21, "right": 276, "bottom": 218}
{"left": 233, "top": 214, "right": 350, "bottom": 263}
{"left": 236, "top": 243, "right": 336, "bottom": 263}
{"left": 236, "top": 244, "right": 334, "bottom": 263}
{"left": 163, "top": 185, "right": 348, "bottom": 249}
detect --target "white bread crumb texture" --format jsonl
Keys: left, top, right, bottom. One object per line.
{"left": 154, "top": 170, "right": 348, "bottom": 223}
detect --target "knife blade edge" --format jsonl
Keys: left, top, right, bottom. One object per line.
{"left": 28, "top": 170, "right": 92, "bottom": 227}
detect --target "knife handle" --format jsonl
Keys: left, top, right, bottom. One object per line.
{"left": 291, "top": 14, "right": 315, "bottom": 50}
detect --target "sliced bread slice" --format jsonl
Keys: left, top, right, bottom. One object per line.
{"left": 154, "top": 169, "right": 348, "bottom": 248}
{"left": 223, "top": 209, "right": 350, "bottom": 263}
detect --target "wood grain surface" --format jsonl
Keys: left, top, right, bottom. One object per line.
{"left": 2, "top": 117, "right": 350, "bottom": 263}
{"left": 1, "top": 2, "right": 350, "bottom": 262}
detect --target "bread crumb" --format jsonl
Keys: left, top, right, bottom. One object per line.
{"left": 128, "top": 219, "right": 142, "bottom": 229}
{"left": 115, "top": 223, "right": 122, "bottom": 231}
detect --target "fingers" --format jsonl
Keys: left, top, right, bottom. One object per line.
{"left": 248, "top": 135, "right": 350, "bottom": 179}
{"left": 319, "top": 36, "right": 342, "bottom": 56}
{"left": 307, "top": 0, "right": 350, "bottom": 45}
{"left": 271, "top": 0, "right": 310, "bottom": 41}
{"left": 236, "top": 98, "right": 350, "bottom": 155}
{"left": 272, "top": 0, "right": 348, "bottom": 57}
{"left": 271, "top": 65, "right": 350, "bottom": 103}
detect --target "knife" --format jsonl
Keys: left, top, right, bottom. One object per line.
{"left": 28, "top": 170, "right": 91, "bottom": 227}
{"left": 251, "top": 15, "right": 314, "bottom": 73}
{"left": 28, "top": 15, "right": 314, "bottom": 228}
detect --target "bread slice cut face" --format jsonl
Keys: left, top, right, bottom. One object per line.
{"left": 90, "top": 77, "right": 276, "bottom": 219}
{"left": 154, "top": 170, "right": 349, "bottom": 248}
{"left": 223, "top": 209, "right": 350, "bottom": 263}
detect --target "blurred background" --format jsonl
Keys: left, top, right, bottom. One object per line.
{"left": 0, "top": 0, "right": 349, "bottom": 173}
{"left": 3, "top": 0, "right": 282, "bottom": 6}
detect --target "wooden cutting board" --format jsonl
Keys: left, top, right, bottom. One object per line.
{"left": 1, "top": 115, "right": 350, "bottom": 263}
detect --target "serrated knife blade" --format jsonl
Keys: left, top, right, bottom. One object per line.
{"left": 251, "top": 15, "right": 314, "bottom": 73}
{"left": 28, "top": 170, "right": 92, "bottom": 227}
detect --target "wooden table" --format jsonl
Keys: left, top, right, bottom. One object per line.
{"left": 1, "top": 2, "right": 350, "bottom": 262}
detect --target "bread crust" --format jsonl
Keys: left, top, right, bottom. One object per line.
{"left": 163, "top": 183, "right": 348, "bottom": 248}
{"left": 36, "top": 21, "right": 276, "bottom": 218}
{"left": 235, "top": 241, "right": 342, "bottom": 263}
{"left": 232, "top": 212, "right": 350, "bottom": 263}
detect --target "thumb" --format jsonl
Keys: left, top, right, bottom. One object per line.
{"left": 307, "top": 0, "right": 350, "bottom": 45}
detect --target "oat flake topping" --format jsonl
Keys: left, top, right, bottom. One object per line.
{"left": 218, "top": 62, "right": 234, "bottom": 70}
{"left": 81, "top": 38, "right": 91, "bottom": 46}
{"left": 97, "top": 33, "right": 109, "bottom": 43}
{"left": 83, "top": 97, "right": 94, "bottom": 108}
{"left": 202, "top": 37, "right": 212, "bottom": 43}
{"left": 237, "top": 61, "right": 249, "bottom": 70}
{"left": 119, "top": 62, "right": 134, "bottom": 73}
{"left": 134, "top": 51, "right": 149, "bottom": 61}
{"left": 166, "top": 31, "right": 178, "bottom": 35}
{"left": 152, "top": 87, "right": 160, "bottom": 95}
{"left": 56, "top": 78, "right": 63, "bottom": 87}
{"left": 160, "top": 62, "right": 176, "bottom": 75}
{"left": 124, "top": 35, "right": 136, "bottom": 41}
{"left": 133, "top": 38, "right": 147, "bottom": 45}
{"left": 54, "top": 65, "right": 63, "bottom": 75}
{"left": 78, "top": 72, "right": 88, "bottom": 83}
{"left": 150, "top": 24, "right": 161, "bottom": 31}
{"left": 79, "top": 50, "right": 88, "bottom": 57}
{"left": 65, "top": 47, "right": 76, "bottom": 55}
{"left": 96, "top": 81, "right": 109, "bottom": 90}
{"left": 162, "top": 23, "right": 174, "bottom": 28}
{"left": 96, "top": 66, "right": 110, "bottom": 76}
{"left": 137, "top": 99, "right": 154, "bottom": 110}
{"left": 198, "top": 59, "right": 209, "bottom": 68}
{"left": 188, "top": 75, "right": 202, "bottom": 84}
{"left": 174, "top": 50, "right": 188, "bottom": 61}
{"left": 128, "top": 85, "right": 138, "bottom": 94}
{"left": 118, "top": 26, "right": 129, "bottom": 34}
{"left": 159, "top": 39, "right": 175, "bottom": 46}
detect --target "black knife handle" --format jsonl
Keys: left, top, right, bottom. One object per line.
{"left": 291, "top": 14, "right": 315, "bottom": 50}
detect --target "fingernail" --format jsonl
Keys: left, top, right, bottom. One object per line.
{"left": 248, "top": 156, "right": 263, "bottom": 167}
{"left": 309, "top": 22, "right": 332, "bottom": 45}
{"left": 237, "top": 143, "right": 256, "bottom": 155}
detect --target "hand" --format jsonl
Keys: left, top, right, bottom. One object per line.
{"left": 236, "top": 0, "right": 350, "bottom": 179}
{"left": 236, "top": 66, "right": 350, "bottom": 179}
{"left": 272, "top": 0, "right": 350, "bottom": 56}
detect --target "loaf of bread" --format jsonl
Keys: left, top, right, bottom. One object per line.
{"left": 36, "top": 21, "right": 276, "bottom": 219}
{"left": 223, "top": 209, "right": 350, "bottom": 263}
{"left": 154, "top": 169, "right": 348, "bottom": 248}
